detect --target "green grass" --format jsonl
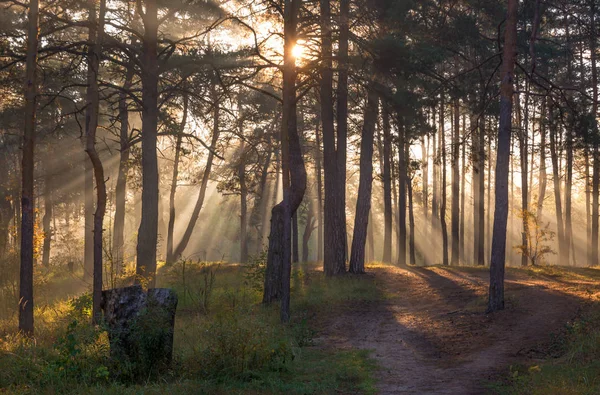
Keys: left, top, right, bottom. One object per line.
{"left": 489, "top": 299, "right": 600, "bottom": 394}
{"left": 0, "top": 259, "right": 380, "bottom": 394}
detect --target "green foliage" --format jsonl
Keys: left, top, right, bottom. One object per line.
{"left": 489, "top": 306, "right": 600, "bottom": 395}
{"left": 194, "top": 312, "right": 294, "bottom": 380}
{"left": 0, "top": 262, "right": 379, "bottom": 394}
{"left": 513, "top": 209, "right": 556, "bottom": 266}
{"left": 167, "top": 259, "right": 218, "bottom": 314}
{"left": 243, "top": 250, "right": 267, "bottom": 292}
{"left": 0, "top": 296, "right": 110, "bottom": 393}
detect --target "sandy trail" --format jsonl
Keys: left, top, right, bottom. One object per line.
{"left": 317, "top": 265, "right": 597, "bottom": 394}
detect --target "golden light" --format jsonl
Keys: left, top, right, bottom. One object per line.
{"left": 292, "top": 40, "right": 305, "bottom": 59}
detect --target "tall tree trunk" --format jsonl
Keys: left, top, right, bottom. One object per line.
{"left": 537, "top": 100, "right": 547, "bottom": 221}
{"left": 112, "top": 62, "right": 134, "bottom": 274}
{"left": 487, "top": 118, "right": 493, "bottom": 261}
{"left": 239, "top": 142, "right": 249, "bottom": 263}
{"left": 41, "top": 169, "right": 53, "bottom": 268}
{"left": 422, "top": 135, "right": 429, "bottom": 219}
{"left": 590, "top": 0, "right": 599, "bottom": 267}
{"left": 451, "top": 98, "right": 460, "bottom": 265}
{"left": 549, "top": 116, "right": 566, "bottom": 264}
{"left": 292, "top": 212, "right": 299, "bottom": 263}
{"left": 460, "top": 114, "right": 466, "bottom": 264}
{"left": 488, "top": 0, "right": 517, "bottom": 313}
{"left": 315, "top": 118, "right": 324, "bottom": 261}
{"left": 397, "top": 120, "right": 407, "bottom": 265}
{"left": 440, "top": 98, "right": 449, "bottom": 266}
{"left": 321, "top": 0, "right": 346, "bottom": 275}
{"left": 432, "top": 106, "right": 439, "bottom": 226}
{"left": 166, "top": 94, "right": 188, "bottom": 263}
{"left": 302, "top": 199, "right": 315, "bottom": 262}
{"left": 84, "top": 146, "right": 94, "bottom": 278}
{"left": 263, "top": 0, "right": 307, "bottom": 324}
{"left": 251, "top": 147, "right": 272, "bottom": 254}
{"left": 336, "top": 0, "right": 349, "bottom": 264}
{"left": 172, "top": 75, "right": 221, "bottom": 260}
{"left": 407, "top": 145, "right": 416, "bottom": 266}
{"left": 349, "top": 82, "right": 379, "bottom": 273}
{"left": 391, "top": 146, "right": 399, "bottom": 262}
{"left": 136, "top": 0, "right": 160, "bottom": 287}
{"left": 519, "top": 82, "right": 529, "bottom": 267}
{"left": 85, "top": 0, "right": 107, "bottom": 323}
{"left": 382, "top": 107, "right": 393, "bottom": 263}
{"left": 564, "top": 128, "right": 573, "bottom": 266}
{"left": 19, "top": 0, "right": 39, "bottom": 335}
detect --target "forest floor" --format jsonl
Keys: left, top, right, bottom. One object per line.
{"left": 314, "top": 263, "right": 600, "bottom": 394}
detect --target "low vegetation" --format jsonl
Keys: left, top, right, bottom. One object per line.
{"left": 489, "top": 268, "right": 600, "bottom": 395}
{"left": 0, "top": 259, "right": 378, "bottom": 394}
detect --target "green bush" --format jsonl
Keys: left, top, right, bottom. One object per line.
{"left": 243, "top": 250, "right": 267, "bottom": 293}
{"left": 189, "top": 310, "right": 294, "bottom": 381}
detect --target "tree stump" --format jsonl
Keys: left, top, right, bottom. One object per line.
{"left": 101, "top": 285, "right": 178, "bottom": 378}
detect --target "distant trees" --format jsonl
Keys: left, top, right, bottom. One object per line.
{"left": 1, "top": 0, "right": 600, "bottom": 333}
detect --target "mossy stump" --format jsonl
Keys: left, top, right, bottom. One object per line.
{"left": 101, "top": 285, "right": 178, "bottom": 378}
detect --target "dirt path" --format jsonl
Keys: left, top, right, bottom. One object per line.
{"left": 317, "top": 265, "right": 598, "bottom": 394}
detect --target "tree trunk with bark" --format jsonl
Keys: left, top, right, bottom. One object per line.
{"left": 440, "top": 98, "right": 449, "bottom": 266}
{"left": 172, "top": 74, "right": 221, "bottom": 261}
{"left": 239, "top": 143, "right": 249, "bottom": 263}
{"left": 19, "top": 0, "right": 39, "bottom": 336}
{"left": 136, "top": 0, "right": 160, "bottom": 288}
{"left": 166, "top": 94, "right": 188, "bottom": 264}
{"left": 321, "top": 0, "right": 346, "bottom": 276}
{"left": 537, "top": 100, "right": 547, "bottom": 221}
{"left": 85, "top": 0, "right": 107, "bottom": 323}
{"left": 549, "top": 117, "right": 566, "bottom": 264}
{"left": 315, "top": 118, "right": 324, "bottom": 262}
{"left": 382, "top": 107, "right": 392, "bottom": 263}
{"left": 590, "top": 0, "right": 599, "bottom": 267}
{"left": 407, "top": 144, "right": 416, "bottom": 266}
{"left": 451, "top": 98, "right": 460, "bottom": 265}
{"left": 349, "top": 81, "right": 379, "bottom": 273}
{"left": 488, "top": 0, "right": 517, "bottom": 313}
{"left": 262, "top": 0, "right": 306, "bottom": 324}
{"left": 42, "top": 168, "right": 53, "bottom": 268}
{"left": 112, "top": 62, "right": 134, "bottom": 274}
{"left": 397, "top": 120, "right": 407, "bottom": 265}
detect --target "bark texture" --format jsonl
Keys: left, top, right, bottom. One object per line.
{"left": 349, "top": 81, "right": 379, "bottom": 273}
{"left": 488, "top": 0, "right": 517, "bottom": 313}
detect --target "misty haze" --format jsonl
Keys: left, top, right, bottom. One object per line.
{"left": 0, "top": 0, "right": 599, "bottom": 393}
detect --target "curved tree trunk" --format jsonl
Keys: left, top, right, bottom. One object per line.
{"left": 85, "top": 0, "right": 107, "bottom": 323}
{"left": 262, "top": 0, "right": 306, "bottom": 324}
{"left": 172, "top": 76, "right": 221, "bottom": 261}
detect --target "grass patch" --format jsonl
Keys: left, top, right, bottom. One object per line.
{"left": 488, "top": 303, "right": 600, "bottom": 395}
{"left": 0, "top": 260, "right": 379, "bottom": 394}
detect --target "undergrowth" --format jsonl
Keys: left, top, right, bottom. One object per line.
{"left": 0, "top": 259, "right": 379, "bottom": 394}
{"left": 488, "top": 303, "right": 600, "bottom": 395}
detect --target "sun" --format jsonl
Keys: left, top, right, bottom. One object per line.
{"left": 291, "top": 40, "right": 305, "bottom": 59}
